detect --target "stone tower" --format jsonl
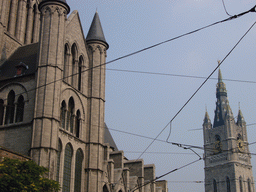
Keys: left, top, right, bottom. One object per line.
{"left": 84, "top": 12, "right": 109, "bottom": 192}
{"left": 203, "top": 69, "right": 255, "bottom": 192}
{"left": 31, "top": 0, "right": 70, "bottom": 176}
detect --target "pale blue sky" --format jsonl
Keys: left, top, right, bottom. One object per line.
{"left": 68, "top": 1, "right": 256, "bottom": 191}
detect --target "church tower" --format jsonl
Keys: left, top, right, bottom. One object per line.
{"left": 203, "top": 69, "right": 255, "bottom": 192}
{"left": 31, "top": 0, "right": 70, "bottom": 177}
{"left": 85, "top": 12, "right": 109, "bottom": 192}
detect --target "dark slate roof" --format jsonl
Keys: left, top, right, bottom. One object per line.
{"left": 104, "top": 124, "right": 118, "bottom": 151}
{"left": 0, "top": 43, "right": 39, "bottom": 80}
{"left": 86, "top": 12, "right": 109, "bottom": 49}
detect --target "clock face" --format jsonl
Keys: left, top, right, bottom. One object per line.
{"left": 237, "top": 139, "right": 244, "bottom": 152}
{"left": 214, "top": 140, "right": 222, "bottom": 153}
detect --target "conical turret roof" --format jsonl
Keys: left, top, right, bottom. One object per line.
{"left": 86, "top": 12, "right": 109, "bottom": 49}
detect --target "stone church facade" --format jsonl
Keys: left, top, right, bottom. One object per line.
{"left": 0, "top": 0, "right": 168, "bottom": 191}
{"left": 203, "top": 69, "right": 255, "bottom": 192}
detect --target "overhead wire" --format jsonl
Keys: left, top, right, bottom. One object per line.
{"left": 106, "top": 68, "right": 256, "bottom": 84}
{"left": 221, "top": 0, "right": 232, "bottom": 16}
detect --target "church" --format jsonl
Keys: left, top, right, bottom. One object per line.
{"left": 0, "top": 0, "right": 168, "bottom": 191}
{"left": 203, "top": 69, "right": 255, "bottom": 192}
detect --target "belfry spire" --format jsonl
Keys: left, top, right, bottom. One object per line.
{"left": 213, "top": 69, "right": 233, "bottom": 127}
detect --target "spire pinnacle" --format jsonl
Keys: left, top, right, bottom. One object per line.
{"left": 86, "top": 12, "right": 109, "bottom": 49}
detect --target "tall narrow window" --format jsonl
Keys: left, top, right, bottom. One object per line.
{"left": 66, "top": 98, "right": 74, "bottom": 133}
{"left": 64, "top": 44, "right": 69, "bottom": 81}
{"left": 213, "top": 179, "right": 217, "bottom": 192}
{"left": 226, "top": 177, "right": 230, "bottom": 192}
{"left": 74, "top": 149, "right": 83, "bottom": 192}
{"left": 60, "top": 101, "right": 66, "bottom": 129}
{"left": 239, "top": 176, "right": 243, "bottom": 192}
{"left": 248, "top": 179, "right": 251, "bottom": 192}
{"left": 5, "top": 90, "right": 15, "bottom": 124}
{"left": 78, "top": 56, "right": 83, "bottom": 91}
{"left": 56, "top": 139, "right": 62, "bottom": 182}
{"left": 15, "top": 95, "right": 24, "bottom": 122}
{"left": 75, "top": 110, "right": 80, "bottom": 138}
{"left": 63, "top": 143, "right": 73, "bottom": 192}
{"left": 71, "top": 44, "right": 77, "bottom": 87}
{"left": 0, "top": 99, "right": 4, "bottom": 125}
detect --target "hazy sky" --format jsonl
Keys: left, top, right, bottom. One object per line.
{"left": 68, "top": 1, "right": 256, "bottom": 191}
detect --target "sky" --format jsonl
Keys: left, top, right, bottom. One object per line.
{"left": 68, "top": 0, "right": 256, "bottom": 191}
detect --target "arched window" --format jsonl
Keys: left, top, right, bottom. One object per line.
{"left": 239, "top": 176, "right": 243, "bottom": 192}
{"left": 75, "top": 110, "right": 80, "bottom": 138}
{"left": 64, "top": 44, "right": 69, "bottom": 81}
{"left": 248, "top": 179, "right": 251, "bottom": 192}
{"left": 63, "top": 143, "right": 73, "bottom": 192}
{"left": 60, "top": 101, "right": 66, "bottom": 129}
{"left": 5, "top": 91, "right": 15, "bottom": 124}
{"left": 74, "top": 149, "right": 83, "bottom": 192}
{"left": 226, "top": 177, "right": 231, "bottom": 192}
{"left": 103, "top": 185, "right": 109, "bottom": 192}
{"left": 71, "top": 44, "right": 77, "bottom": 87}
{"left": 213, "top": 179, "right": 217, "bottom": 192}
{"left": 0, "top": 99, "right": 4, "bottom": 125}
{"left": 78, "top": 56, "right": 83, "bottom": 91}
{"left": 15, "top": 95, "right": 24, "bottom": 122}
{"left": 56, "top": 139, "right": 62, "bottom": 182}
{"left": 66, "top": 98, "right": 74, "bottom": 133}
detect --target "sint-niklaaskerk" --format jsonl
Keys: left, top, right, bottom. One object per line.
{"left": 0, "top": 0, "right": 168, "bottom": 191}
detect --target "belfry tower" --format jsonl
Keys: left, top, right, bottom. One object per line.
{"left": 203, "top": 69, "right": 255, "bottom": 192}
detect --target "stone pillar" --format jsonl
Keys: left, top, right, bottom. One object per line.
{"left": 15, "top": 0, "right": 27, "bottom": 43}
{"left": 32, "top": 4, "right": 40, "bottom": 43}
{"left": 25, "top": 2, "right": 34, "bottom": 44}
{"left": 8, "top": 0, "right": 18, "bottom": 36}
{"left": 0, "top": 0, "right": 8, "bottom": 57}
{"left": 31, "top": 0, "right": 69, "bottom": 178}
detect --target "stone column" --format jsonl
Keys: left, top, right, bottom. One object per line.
{"left": 32, "top": 4, "right": 40, "bottom": 43}
{"left": 25, "top": 2, "right": 34, "bottom": 44}
{"left": 15, "top": 0, "right": 27, "bottom": 43}
{"left": 8, "top": 0, "right": 18, "bottom": 36}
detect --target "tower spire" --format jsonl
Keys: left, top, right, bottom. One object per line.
{"left": 213, "top": 69, "right": 233, "bottom": 127}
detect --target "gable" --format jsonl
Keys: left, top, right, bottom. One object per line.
{"left": 66, "top": 11, "right": 88, "bottom": 61}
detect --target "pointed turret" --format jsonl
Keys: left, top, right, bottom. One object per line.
{"left": 237, "top": 109, "right": 246, "bottom": 126}
{"left": 86, "top": 12, "right": 109, "bottom": 49}
{"left": 213, "top": 69, "right": 233, "bottom": 127}
{"left": 204, "top": 111, "right": 211, "bottom": 125}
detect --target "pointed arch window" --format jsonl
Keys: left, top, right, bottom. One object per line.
{"left": 60, "top": 101, "right": 66, "bottom": 129}
{"left": 64, "top": 44, "right": 70, "bottom": 81}
{"left": 5, "top": 91, "right": 15, "bottom": 124}
{"left": 56, "top": 139, "right": 62, "bottom": 182}
{"left": 71, "top": 44, "right": 78, "bottom": 87}
{"left": 66, "top": 98, "right": 74, "bottom": 133}
{"left": 75, "top": 110, "right": 80, "bottom": 138}
{"left": 239, "top": 176, "right": 243, "bottom": 192}
{"left": 63, "top": 143, "right": 73, "bottom": 192}
{"left": 74, "top": 149, "right": 83, "bottom": 192}
{"left": 103, "top": 185, "right": 109, "bottom": 192}
{"left": 0, "top": 99, "right": 4, "bottom": 125}
{"left": 248, "top": 178, "right": 251, "bottom": 192}
{"left": 78, "top": 56, "right": 83, "bottom": 91}
{"left": 226, "top": 177, "right": 231, "bottom": 192}
{"left": 213, "top": 179, "right": 217, "bottom": 192}
{"left": 15, "top": 95, "right": 24, "bottom": 122}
